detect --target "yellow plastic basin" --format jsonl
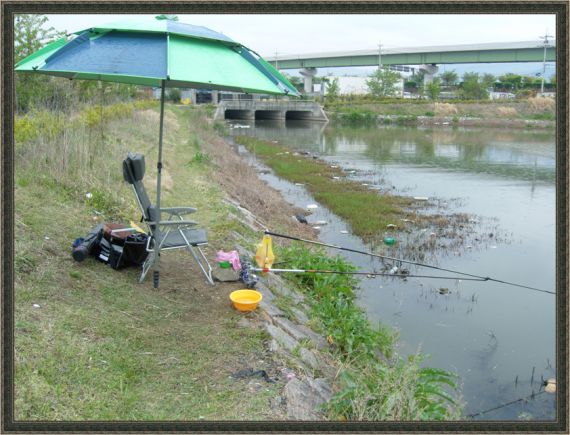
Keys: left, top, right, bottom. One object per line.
{"left": 229, "top": 289, "right": 262, "bottom": 312}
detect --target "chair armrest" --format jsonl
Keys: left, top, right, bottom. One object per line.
{"left": 161, "top": 207, "right": 197, "bottom": 215}
{"left": 158, "top": 219, "right": 198, "bottom": 226}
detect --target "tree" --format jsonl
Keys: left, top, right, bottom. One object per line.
{"left": 460, "top": 72, "right": 488, "bottom": 100}
{"left": 498, "top": 73, "right": 523, "bottom": 91}
{"left": 440, "top": 70, "right": 458, "bottom": 87}
{"left": 283, "top": 73, "right": 303, "bottom": 92}
{"left": 15, "top": 14, "right": 67, "bottom": 112}
{"left": 326, "top": 77, "right": 340, "bottom": 101}
{"left": 366, "top": 67, "right": 402, "bottom": 98}
{"left": 550, "top": 74, "right": 556, "bottom": 85}
{"left": 481, "top": 73, "right": 496, "bottom": 90}
{"left": 425, "top": 77, "right": 441, "bottom": 100}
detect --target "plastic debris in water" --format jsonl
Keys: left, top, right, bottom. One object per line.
{"left": 544, "top": 379, "right": 556, "bottom": 393}
{"left": 340, "top": 230, "right": 349, "bottom": 234}
{"left": 306, "top": 204, "right": 318, "bottom": 210}
{"left": 413, "top": 196, "right": 429, "bottom": 201}
{"left": 389, "top": 266, "right": 398, "bottom": 275}
{"left": 313, "top": 226, "right": 321, "bottom": 230}
{"left": 383, "top": 237, "right": 396, "bottom": 246}
{"left": 386, "top": 224, "right": 397, "bottom": 230}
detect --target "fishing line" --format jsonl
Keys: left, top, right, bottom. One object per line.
{"left": 466, "top": 390, "right": 547, "bottom": 418}
{"left": 250, "top": 267, "right": 488, "bottom": 281}
{"left": 265, "top": 230, "right": 555, "bottom": 295}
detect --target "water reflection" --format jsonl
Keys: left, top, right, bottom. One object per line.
{"left": 230, "top": 121, "right": 555, "bottom": 183}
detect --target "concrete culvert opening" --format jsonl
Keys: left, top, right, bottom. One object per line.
{"left": 224, "top": 109, "right": 254, "bottom": 120}
{"left": 286, "top": 111, "right": 313, "bottom": 120}
{"left": 255, "top": 110, "right": 284, "bottom": 120}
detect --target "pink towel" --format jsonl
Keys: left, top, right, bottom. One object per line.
{"left": 215, "top": 250, "right": 241, "bottom": 271}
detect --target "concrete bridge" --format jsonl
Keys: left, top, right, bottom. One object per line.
{"left": 214, "top": 100, "right": 328, "bottom": 122}
{"left": 268, "top": 40, "right": 556, "bottom": 91}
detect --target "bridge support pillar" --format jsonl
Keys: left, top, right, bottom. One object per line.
{"left": 300, "top": 67, "right": 318, "bottom": 94}
{"left": 420, "top": 64, "right": 439, "bottom": 85}
{"left": 211, "top": 90, "right": 219, "bottom": 105}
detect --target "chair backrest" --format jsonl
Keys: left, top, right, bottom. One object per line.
{"left": 123, "top": 152, "right": 157, "bottom": 229}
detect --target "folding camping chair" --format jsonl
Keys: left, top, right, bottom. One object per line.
{"left": 122, "top": 152, "right": 214, "bottom": 286}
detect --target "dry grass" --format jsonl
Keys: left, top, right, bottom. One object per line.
{"left": 527, "top": 96, "right": 555, "bottom": 113}
{"left": 190, "top": 114, "right": 317, "bottom": 240}
{"left": 434, "top": 103, "right": 458, "bottom": 116}
{"left": 495, "top": 106, "right": 519, "bottom": 118}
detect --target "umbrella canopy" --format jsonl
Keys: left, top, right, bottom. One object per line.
{"left": 16, "top": 16, "right": 299, "bottom": 95}
{"left": 16, "top": 15, "right": 299, "bottom": 287}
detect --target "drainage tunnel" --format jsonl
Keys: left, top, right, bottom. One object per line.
{"left": 224, "top": 109, "right": 255, "bottom": 120}
{"left": 285, "top": 110, "right": 314, "bottom": 120}
{"left": 255, "top": 110, "right": 284, "bottom": 120}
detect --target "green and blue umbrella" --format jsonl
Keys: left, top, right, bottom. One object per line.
{"left": 16, "top": 15, "right": 299, "bottom": 287}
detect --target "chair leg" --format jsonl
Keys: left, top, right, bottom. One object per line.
{"left": 187, "top": 245, "right": 214, "bottom": 285}
{"left": 140, "top": 251, "right": 155, "bottom": 283}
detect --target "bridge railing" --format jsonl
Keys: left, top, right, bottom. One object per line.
{"left": 218, "top": 96, "right": 319, "bottom": 104}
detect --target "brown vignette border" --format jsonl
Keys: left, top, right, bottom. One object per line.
{"left": 1, "top": 1, "right": 568, "bottom": 433}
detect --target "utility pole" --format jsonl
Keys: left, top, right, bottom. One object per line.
{"left": 378, "top": 41, "right": 383, "bottom": 69}
{"left": 539, "top": 31, "right": 553, "bottom": 94}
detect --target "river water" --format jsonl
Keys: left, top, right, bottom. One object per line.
{"left": 228, "top": 120, "right": 557, "bottom": 421}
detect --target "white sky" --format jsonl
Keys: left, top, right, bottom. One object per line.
{"left": 45, "top": 14, "right": 556, "bottom": 58}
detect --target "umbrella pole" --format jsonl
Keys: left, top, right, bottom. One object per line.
{"left": 153, "top": 80, "right": 166, "bottom": 288}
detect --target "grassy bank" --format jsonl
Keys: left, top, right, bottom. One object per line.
{"left": 234, "top": 135, "right": 481, "bottom": 260}
{"left": 325, "top": 97, "right": 556, "bottom": 126}
{"left": 14, "top": 103, "right": 284, "bottom": 420}
{"left": 236, "top": 135, "right": 414, "bottom": 238}
{"left": 277, "top": 244, "right": 462, "bottom": 420}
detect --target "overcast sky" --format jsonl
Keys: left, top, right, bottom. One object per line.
{"left": 45, "top": 14, "right": 556, "bottom": 58}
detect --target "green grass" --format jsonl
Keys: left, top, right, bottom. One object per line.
{"left": 277, "top": 243, "right": 462, "bottom": 421}
{"left": 14, "top": 104, "right": 282, "bottom": 420}
{"left": 236, "top": 136, "right": 412, "bottom": 239}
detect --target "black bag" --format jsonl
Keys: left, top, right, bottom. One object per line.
{"left": 121, "top": 233, "right": 149, "bottom": 267}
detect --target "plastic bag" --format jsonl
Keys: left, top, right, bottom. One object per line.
{"left": 215, "top": 250, "right": 241, "bottom": 271}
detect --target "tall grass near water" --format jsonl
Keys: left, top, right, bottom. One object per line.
{"left": 278, "top": 243, "right": 462, "bottom": 421}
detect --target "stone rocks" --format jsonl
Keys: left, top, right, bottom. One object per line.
{"left": 266, "top": 324, "right": 298, "bottom": 352}
{"left": 283, "top": 377, "right": 331, "bottom": 420}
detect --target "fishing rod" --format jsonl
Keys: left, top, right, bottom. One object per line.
{"left": 249, "top": 266, "right": 488, "bottom": 281}
{"left": 264, "top": 230, "right": 555, "bottom": 295}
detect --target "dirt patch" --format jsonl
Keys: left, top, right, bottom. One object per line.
{"left": 199, "top": 126, "right": 317, "bottom": 241}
